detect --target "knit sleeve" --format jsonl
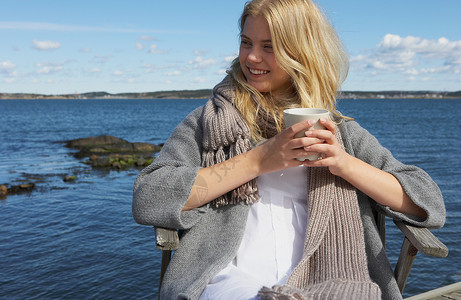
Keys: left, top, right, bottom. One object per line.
{"left": 339, "top": 120, "right": 446, "bottom": 229}
{"left": 132, "top": 106, "right": 209, "bottom": 230}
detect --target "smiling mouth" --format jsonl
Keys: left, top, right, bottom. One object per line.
{"left": 249, "top": 68, "right": 269, "bottom": 75}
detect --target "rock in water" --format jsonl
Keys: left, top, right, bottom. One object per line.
{"left": 63, "top": 135, "right": 159, "bottom": 170}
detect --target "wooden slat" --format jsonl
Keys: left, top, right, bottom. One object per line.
{"left": 394, "top": 220, "right": 448, "bottom": 258}
{"left": 394, "top": 237, "right": 418, "bottom": 293}
{"left": 404, "top": 281, "right": 461, "bottom": 300}
{"left": 155, "top": 227, "right": 179, "bottom": 251}
{"left": 158, "top": 250, "right": 172, "bottom": 300}
{"left": 374, "top": 211, "right": 386, "bottom": 246}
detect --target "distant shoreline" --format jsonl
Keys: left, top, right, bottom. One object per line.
{"left": 1, "top": 89, "right": 460, "bottom": 100}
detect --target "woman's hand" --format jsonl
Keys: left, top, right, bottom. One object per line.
{"left": 301, "top": 118, "right": 352, "bottom": 176}
{"left": 251, "top": 119, "right": 326, "bottom": 175}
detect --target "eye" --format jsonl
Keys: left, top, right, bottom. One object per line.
{"left": 240, "top": 39, "right": 251, "bottom": 48}
{"left": 263, "top": 44, "right": 273, "bottom": 52}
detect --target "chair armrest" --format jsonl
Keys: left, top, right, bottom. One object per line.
{"left": 155, "top": 227, "right": 179, "bottom": 251}
{"left": 393, "top": 220, "right": 448, "bottom": 293}
{"left": 393, "top": 220, "right": 448, "bottom": 258}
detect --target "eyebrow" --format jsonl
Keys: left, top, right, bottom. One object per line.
{"left": 240, "top": 34, "right": 272, "bottom": 43}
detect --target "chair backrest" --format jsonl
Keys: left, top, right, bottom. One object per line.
{"left": 373, "top": 209, "right": 386, "bottom": 246}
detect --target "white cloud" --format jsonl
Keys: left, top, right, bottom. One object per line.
{"left": 148, "top": 44, "right": 165, "bottom": 54}
{"left": 1, "top": 60, "right": 18, "bottom": 83}
{"left": 194, "top": 49, "right": 209, "bottom": 56}
{"left": 215, "top": 54, "right": 237, "bottom": 75}
{"left": 79, "top": 48, "right": 91, "bottom": 53}
{"left": 83, "top": 67, "right": 101, "bottom": 74}
{"left": 404, "top": 69, "right": 419, "bottom": 75}
{"left": 36, "top": 62, "right": 63, "bottom": 74}
{"left": 0, "top": 60, "right": 16, "bottom": 75}
{"left": 189, "top": 56, "right": 217, "bottom": 69}
{"left": 351, "top": 34, "right": 461, "bottom": 79}
{"left": 33, "top": 39, "right": 61, "bottom": 51}
{"left": 90, "top": 55, "right": 112, "bottom": 64}
{"left": 112, "top": 68, "right": 135, "bottom": 77}
{"left": 4, "top": 77, "right": 17, "bottom": 83}
{"left": 139, "top": 35, "right": 156, "bottom": 41}
{"left": 223, "top": 55, "right": 237, "bottom": 63}
{"left": 164, "top": 70, "right": 182, "bottom": 76}
{"left": 193, "top": 77, "right": 207, "bottom": 83}
{"left": 141, "top": 63, "right": 157, "bottom": 73}
{"left": 142, "top": 63, "right": 176, "bottom": 72}
{"left": 136, "top": 42, "right": 144, "bottom": 51}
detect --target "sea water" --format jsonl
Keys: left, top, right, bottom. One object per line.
{"left": 0, "top": 98, "right": 459, "bottom": 299}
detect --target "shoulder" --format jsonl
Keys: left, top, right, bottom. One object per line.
{"left": 337, "top": 119, "right": 380, "bottom": 152}
{"left": 183, "top": 105, "right": 206, "bottom": 126}
{"left": 337, "top": 119, "right": 395, "bottom": 168}
{"left": 169, "top": 105, "right": 206, "bottom": 137}
{"left": 338, "top": 119, "right": 373, "bottom": 140}
{"left": 155, "top": 105, "right": 206, "bottom": 162}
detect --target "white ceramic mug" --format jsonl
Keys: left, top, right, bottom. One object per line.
{"left": 283, "top": 108, "right": 330, "bottom": 161}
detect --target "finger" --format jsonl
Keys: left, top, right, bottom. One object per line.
{"left": 304, "top": 143, "right": 333, "bottom": 155}
{"left": 283, "top": 119, "right": 316, "bottom": 138}
{"left": 289, "top": 137, "right": 325, "bottom": 149}
{"left": 303, "top": 156, "right": 333, "bottom": 167}
{"left": 293, "top": 148, "right": 317, "bottom": 160}
{"left": 305, "top": 129, "right": 336, "bottom": 144}
{"left": 319, "top": 118, "right": 336, "bottom": 134}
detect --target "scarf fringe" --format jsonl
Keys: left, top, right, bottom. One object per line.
{"left": 202, "top": 134, "right": 258, "bottom": 207}
{"left": 201, "top": 76, "right": 260, "bottom": 208}
{"left": 258, "top": 279, "right": 381, "bottom": 300}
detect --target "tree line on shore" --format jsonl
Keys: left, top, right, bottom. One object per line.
{"left": 1, "top": 89, "right": 460, "bottom": 100}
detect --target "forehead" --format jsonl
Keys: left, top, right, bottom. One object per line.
{"left": 242, "top": 15, "right": 271, "bottom": 40}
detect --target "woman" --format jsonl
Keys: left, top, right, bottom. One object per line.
{"left": 132, "top": 0, "right": 445, "bottom": 299}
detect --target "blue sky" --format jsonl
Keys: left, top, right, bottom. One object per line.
{"left": 1, "top": 0, "right": 460, "bottom": 94}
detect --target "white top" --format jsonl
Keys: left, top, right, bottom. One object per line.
{"left": 200, "top": 166, "right": 309, "bottom": 300}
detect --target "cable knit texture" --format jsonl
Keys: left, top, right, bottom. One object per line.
{"left": 201, "top": 77, "right": 259, "bottom": 207}
{"left": 200, "top": 77, "right": 381, "bottom": 299}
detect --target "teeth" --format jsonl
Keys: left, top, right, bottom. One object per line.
{"left": 249, "top": 68, "right": 268, "bottom": 75}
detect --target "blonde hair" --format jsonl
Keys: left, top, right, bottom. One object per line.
{"left": 228, "top": 0, "right": 349, "bottom": 141}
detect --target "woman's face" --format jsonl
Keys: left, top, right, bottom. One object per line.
{"left": 239, "top": 15, "right": 292, "bottom": 98}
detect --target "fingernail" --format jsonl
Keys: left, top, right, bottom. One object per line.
{"left": 305, "top": 131, "right": 312, "bottom": 136}
{"left": 319, "top": 118, "right": 326, "bottom": 123}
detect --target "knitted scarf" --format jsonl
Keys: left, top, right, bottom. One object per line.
{"left": 201, "top": 77, "right": 381, "bottom": 299}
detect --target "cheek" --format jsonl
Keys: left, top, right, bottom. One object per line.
{"left": 273, "top": 61, "right": 290, "bottom": 81}
{"left": 239, "top": 50, "right": 247, "bottom": 70}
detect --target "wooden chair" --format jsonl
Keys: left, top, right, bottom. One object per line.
{"left": 155, "top": 211, "right": 448, "bottom": 298}
{"left": 372, "top": 212, "right": 448, "bottom": 293}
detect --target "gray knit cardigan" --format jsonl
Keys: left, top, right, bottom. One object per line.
{"left": 132, "top": 106, "right": 445, "bottom": 300}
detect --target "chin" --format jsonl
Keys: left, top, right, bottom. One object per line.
{"left": 247, "top": 81, "right": 270, "bottom": 94}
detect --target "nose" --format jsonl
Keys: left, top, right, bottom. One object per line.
{"left": 247, "top": 47, "right": 263, "bottom": 63}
